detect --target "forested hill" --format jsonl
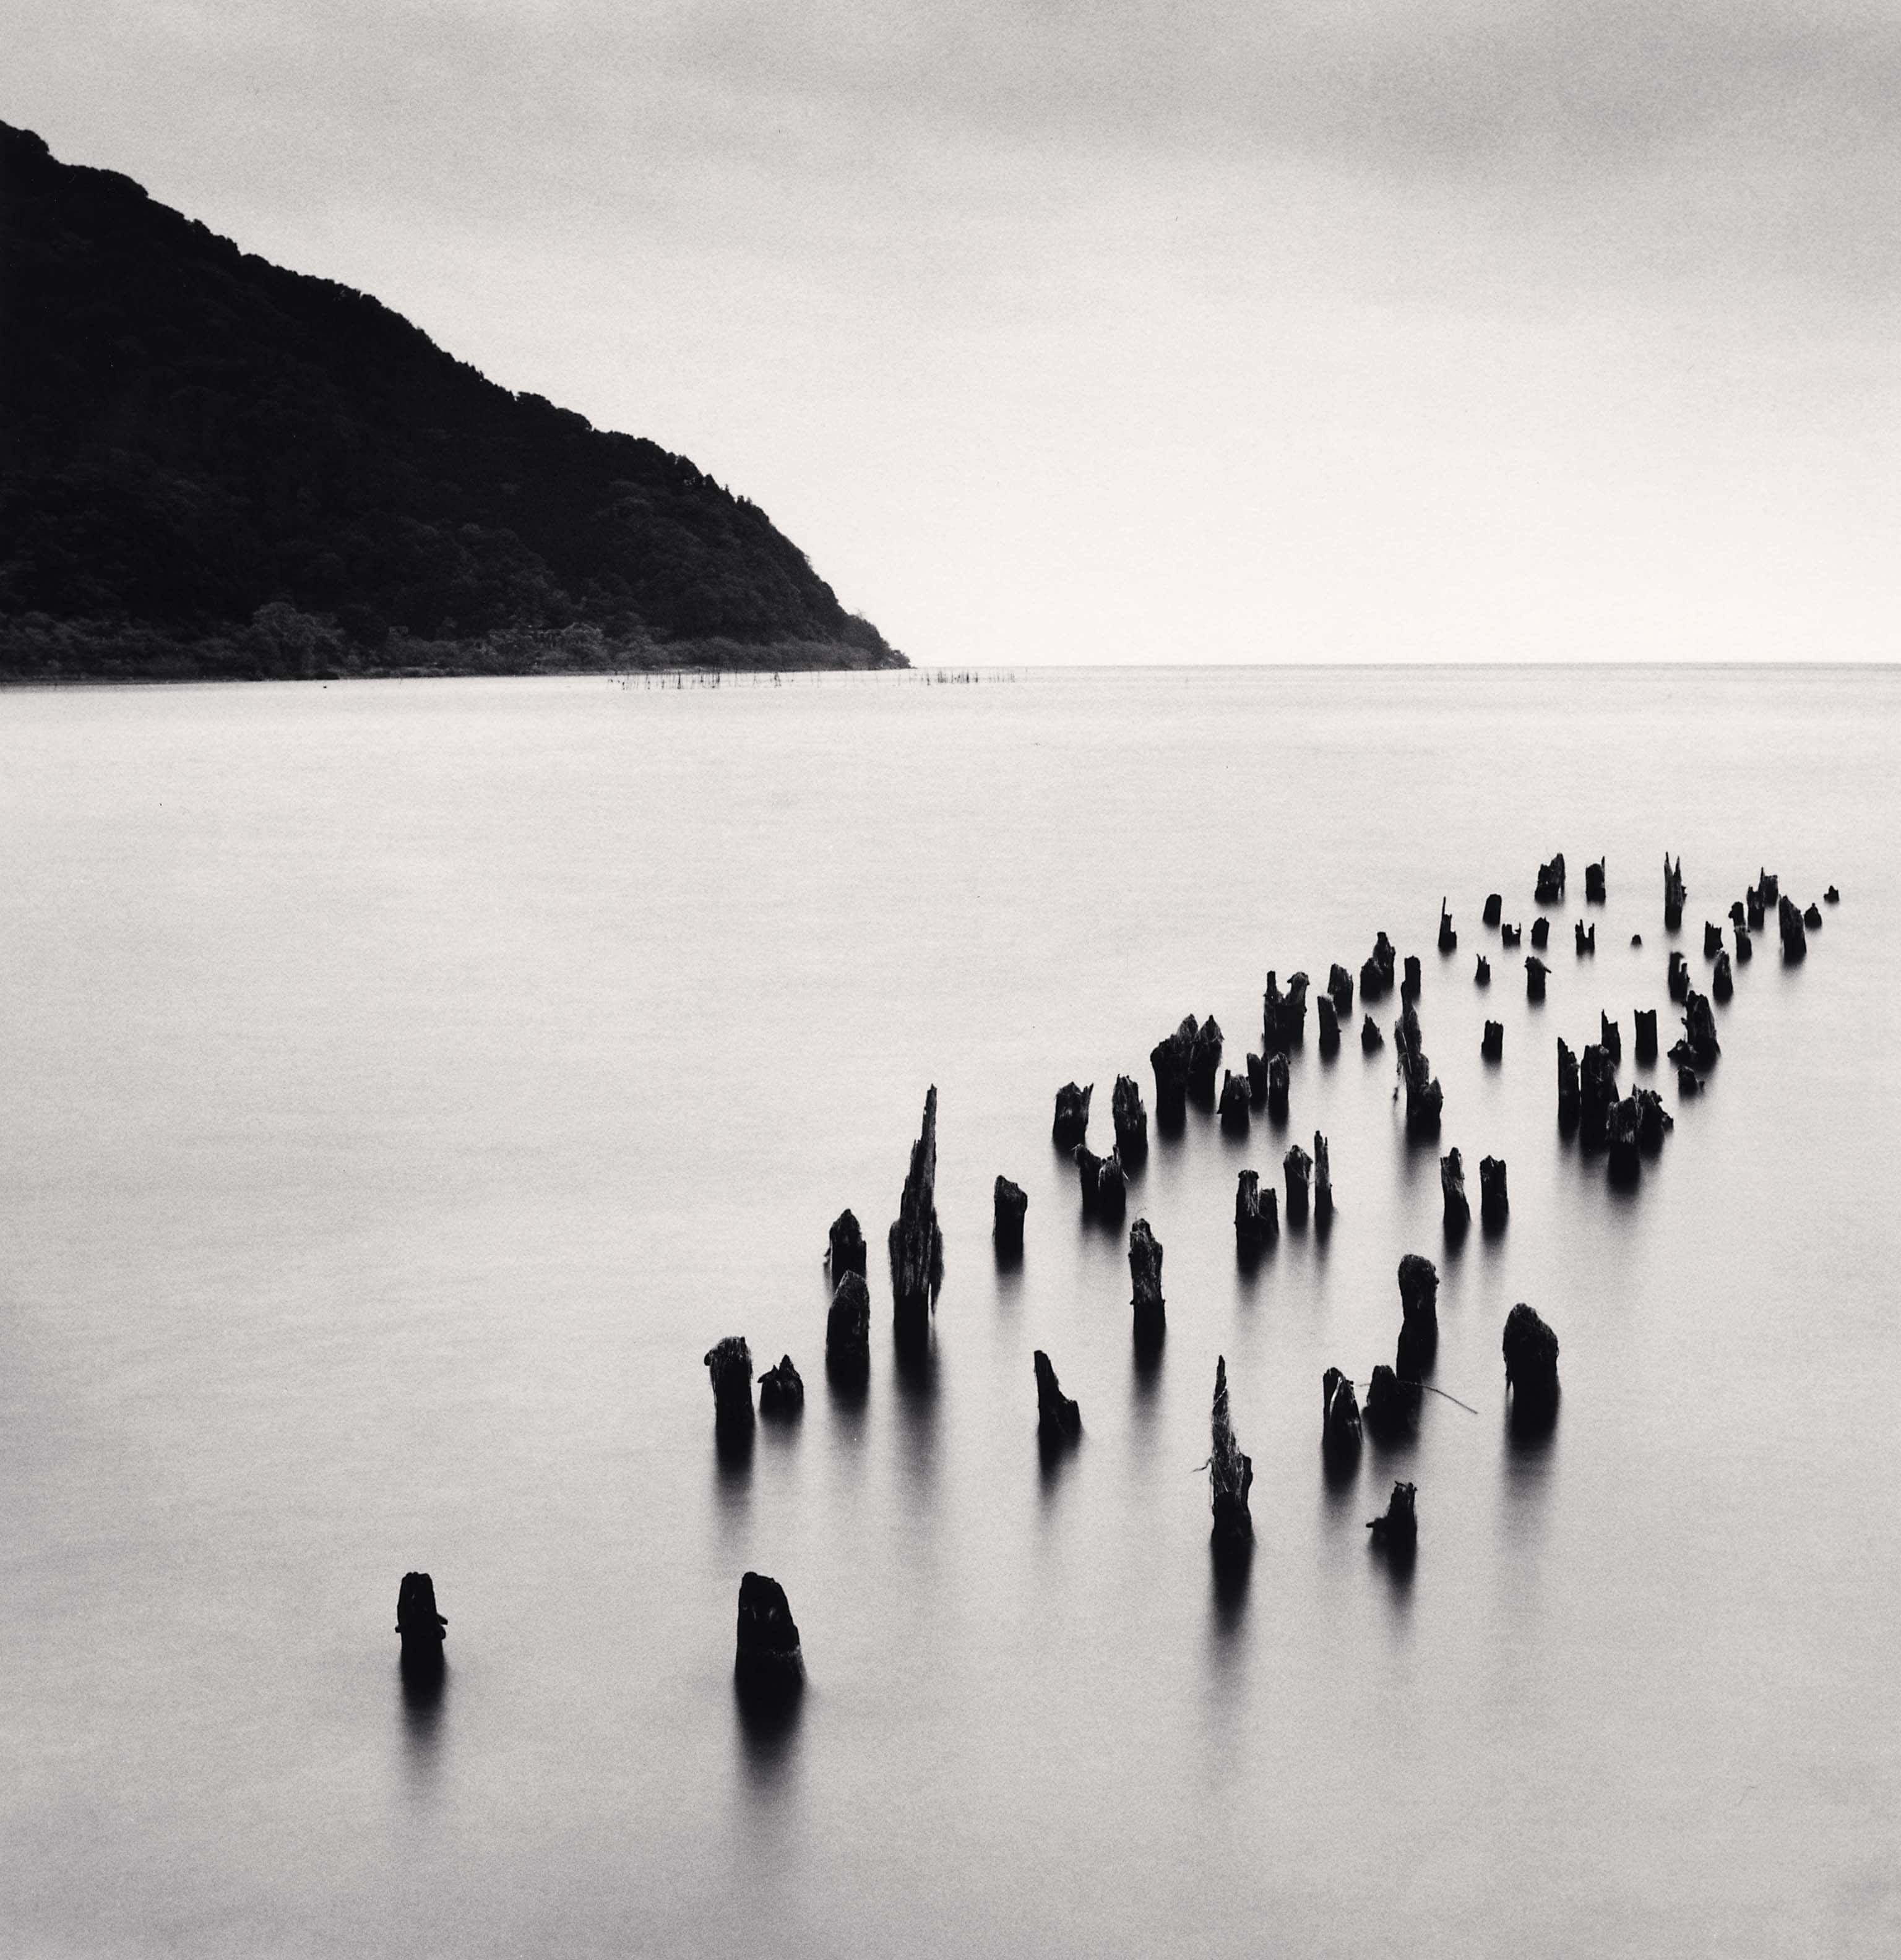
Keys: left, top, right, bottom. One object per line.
{"left": 0, "top": 121, "right": 904, "bottom": 678}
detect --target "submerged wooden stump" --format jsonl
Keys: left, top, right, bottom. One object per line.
{"left": 1480, "top": 1154, "right": 1509, "bottom": 1229}
{"left": 1208, "top": 1357, "right": 1253, "bottom": 1558}
{"left": 1503, "top": 1303, "right": 1561, "bottom": 1425}
{"left": 735, "top": 1571, "right": 803, "bottom": 1704}
{"left": 1129, "top": 1218, "right": 1166, "bottom": 1349}
{"left": 827, "top": 1209, "right": 866, "bottom": 1281}
{"left": 993, "top": 1176, "right": 1027, "bottom": 1259}
{"left": 1051, "top": 1080, "right": 1092, "bottom": 1151}
{"left": 1033, "top": 1349, "right": 1081, "bottom": 1443}
{"left": 397, "top": 1571, "right": 447, "bottom": 1670}
{"left": 825, "top": 1272, "right": 871, "bottom": 1387}
{"left": 1441, "top": 1147, "right": 1470, "bottom": 1235}
{"left": 889, "top": 1087, "right": 944, "bottom": 1348}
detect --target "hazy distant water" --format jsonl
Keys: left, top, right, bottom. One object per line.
{"left": 2, "top": 667, "right": 1897, "bottom": 1959}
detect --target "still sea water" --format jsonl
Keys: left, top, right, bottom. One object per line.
{"left": 1, "top": 667, "right": 1897, "bottom": 1958}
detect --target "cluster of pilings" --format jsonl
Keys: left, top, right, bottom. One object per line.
{"left": 666, "top": 846, "right": 1837, "bottom": 1699}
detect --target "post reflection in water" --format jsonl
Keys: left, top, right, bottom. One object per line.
{"left": 1209, "top": 1542, "right": 1252, "bottom": 1638}
{"left": 1500, "top": 1388, "right": 1559, "bottom": 1557}
{"left": 890, "top": 1333, "right": 939, "bottom": 1502}
{"left": 1321, "top": 1440, "right": 1361, "bottom": 1516}
{"left": 713, "top": 1422, "right": 755, "bottom": 1490}
{"left": 399, "top": 1656, "right": 447, "bottom": 1792}
{"left": 735, "top": 1673, "right": 804, "bottom": 1803}
{"left": 1037, "top": 1423, "right": 1079, "bottom": 1506}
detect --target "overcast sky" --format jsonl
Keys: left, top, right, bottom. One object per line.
{"left": 13, "top": 1, "right": 1901, "bottom": 662}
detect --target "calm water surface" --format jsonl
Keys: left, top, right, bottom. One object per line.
{"left": 1, "top": 668, "right": 1897, "bottom": 1957}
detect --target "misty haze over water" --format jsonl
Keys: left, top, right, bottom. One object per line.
{"left": 1, "top": 666, "right": 1895, "bottom": 1956}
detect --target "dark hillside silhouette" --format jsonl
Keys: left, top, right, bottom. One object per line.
{"left": 0, "top": 121, "right": 903, "bottom": 678}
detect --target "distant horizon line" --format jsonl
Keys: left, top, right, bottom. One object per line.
{"left": 5, "top": 656, "right": 1897, "bottom": 695}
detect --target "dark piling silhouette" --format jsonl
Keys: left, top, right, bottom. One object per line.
{"left": 1150, "top": 1017, "right": 1196, "bottom": 1130}
{"left": 1188, "top": 1017, "right": 1225, "bottom": 1109}
{"left": 1218, "top": 1069, "right": 1251, "bottom": 1135}
{"left": 1803, "top": 900, "right": 1822, "bottom": 931}
{"left": 1313, "top": 1132, "right": 1334, "bottom": 1231}
{"left": 1367, "top": 1481, "right": 1418, "bottom": 1556}
{"left": 757, "top": 1355, "right": 804, "bottom": 1417}
{"left": 1267, "top": 1051, "right": 1290, "bottom": 1120}
{"left": 1395, "top": 1253, "right": 1439, "bottom": 1380}
{"left": 1600, "top": 1012, "right": 1621, "bottom": 1065}
{"left": 1503, "top": 1304, "right": 1560, "bottom": 1429}
{"left": 1317, "top": 994, "right": 1341, "bottom": 1055}
{"left": 889, "top": 1087, "right": 944, "bottom": 1347}
{"left": 1364, "top": 1363, "right": 1420, "bottom": 1438}
{"left": 1361, "top": 1013, "right": 1385, "bottom": 1053}
{"left": 735, "top": 1572, "right": 803, "bottom": 1708}
{"left": 1735, "top": 925, "right": 1752, "bottom": 963}
{"left": 1111, "top": 1075, "right": 1148, "bottom": 1165}
{"left": 1606, "top": 1094, "right": 1641, "bottom": 1184}
{"left": 1526, "top": 956, "right": 1548, "bottom": 1001}
{"left": 1481, "top": 1020, "right": 1503, "bottom": 1061}
{"left": 1535, "top": 853, "right": 1566, "bottom": 905}
{"left": 1501, "top": 921, "right": 1522, "bottom": 948}
{"left": 1665, "top": 855, "right": 1687, "bottom": 931}
{"left": 1328, "top": 963, "right": 1356, "bottom": 1018}
{"left": 1557, "top": 1038, "right": 1580, "bottom": 1132}
{"left": 1703, "top": 921, "right": 1723, "bottom": 959}
{"left": 993, "top": 1177, "right": 1027, "bottom": 1260}
{"left": 1670, "top": 991, "right": 1720, "bottom": 1070}
{"left": 705, "top": 1336, "right": 755, "bottom": 1434}
{"left": 1395, "top": 1004, "right": 1444, "bottom": 1135}
{"left": 1480, "top": 1155, "right": 1508, "bottom": 1230}
{"left": 1033, "top": 1350, "right": 1081, "bottom": 1443}
{"left": 1438, "top": 900, "right": 1457, "bottom": 953}
{"left": 1283, "top": 1143, "right": 1312, "bottom": 1226}
{"left": 1402, "top": 953, "right": 1423, "bottom": 1000}
{"left": 1246, "top": 1052, "right": 1268, "bottom": 1103}
{"left": 1235, "top": 1171, "right": 1278, "bottom": 1254}
{"left": 1668, "top": 951, "right": 1690, "bottom": 1002}
{"left": 1634, "top": 1008, "right": 1658, "bottom": 1065}
{"left": 1208, "top": 1358, "right": 1254, "bottom": 1558}
{"left": 1052, "top": 1081, "right": 1092, "bottom": 1151}
{"left": 1483, "top": 893, "right": 1502, "bottom": 926}
{"left": 1585, "top": 858, "right": 1606, "bottom": 903}
{"left": 1441, "top": 1146, "right": 1471, "bottom": 1236}
{"left": 827, "top": 1210, "right": 866, "bottom": 1281}
{"left": 1579, "top": 1043, "right": 1618, "bottom": 1150}
{"left": 1575, "top": 919, "right": 1595, "bottom": 955}
{"left": 1779, "top": 895, "right": 1807, "bottom": 962}
{"left": 1475, "top": 954, "right": 1491, "bottom": 986}
{"left": 1360, "top": 932, "right": 1397, "bottom": 1002}
{"left": 397, "top": 1571, "right": 447, "bottom": 1675}
{"left": 1636, "top": 1088, "right": 1672, "bottom": 1153}
{"left": 1129, "top": 1218, "right": 1166, "bottom": 1350}
{"left": 1076, "top": 1144, "right": 1127, "bottom": 1224}
{"left": 1531, "top": 916, "right": 1550, "bottom": 950}
{"left": 825, "top": 1272, "right": 871, "bottom": 1387}
{"left": 1712, "top": 950, "right": 1733, "bottom": 1002}
{"left": 1262, "top": 970, "right": 1310, "bottom": 1053}
{"left": 1322, "top": 1366, "right": 1362, "bottom": 1463}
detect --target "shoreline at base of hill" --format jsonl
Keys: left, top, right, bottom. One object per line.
{"left": 0, "top": 611, "right": 908, "bottom": 683}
